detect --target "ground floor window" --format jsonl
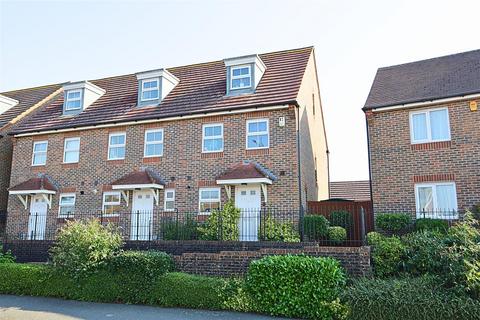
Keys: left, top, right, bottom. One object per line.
{"left": 102, "top": 191, "right": 121, "bottom": 216}
{"left": 164, "top": 189, "right": 175, "bottom": 211}
{"left": 415, "top": 182, "right": 457, "bottom": 218}
{"left": 199, "top": 188, "right": 221, "bottom": 213}
{"left": 58, "top": 193, "right": 76, "bottom": 217}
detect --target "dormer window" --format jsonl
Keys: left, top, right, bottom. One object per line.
{"left": 65, "top": 90, "right": 82, "bottom": 111}
{"left": 231, "top": 65, "right": 251, "bottom": 90}
{"left": 141, "top": 78, "right": 160, "bottom": 101}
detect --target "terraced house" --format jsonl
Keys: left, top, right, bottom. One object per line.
{"left": 4, "top": 47, "right": 329, "bottom": 241}
{"left": 364, "top": 49, "right": 480, "bottom": 219}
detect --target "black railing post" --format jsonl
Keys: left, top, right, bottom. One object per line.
{"left": 33, "top": 212, "right": 38, "bottom": 241}
{"left": 299, "top": 206, "right": 305, "bottom": 242}
{"left": 136, "top": 211, "right": 140, "bottom": 241}
{"left": 176, "top": 208, "right": 179, "bottom": 240}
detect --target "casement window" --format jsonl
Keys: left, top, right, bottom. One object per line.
{"left": 202, "top": 123, "right": 224, "bottom": 153}
{"left": 410, "top": 108, "right": 450, "bottom": 144}
{"left": 164, "top": 189, "right": 175, "bottom": 211}
{"left": 58, "top": 193, "right": 76, "bottom": 217}
{"left": 230, "top": 65, "right": 251, "bottom": 90}
{"left": 32, "top": 141, "right": 48, "bottom": 166}
{"left": 102, "top": 192, "right": 121, "bottom": 216}
{"left": 246, "top": 119, "right": 269, "bottom": 149}
{"left": 415, "top": 182, "right": 458, "bottom": 218}
{"left": 140, "top": 78, "right": 160, "bottom": 101}
{"left": 144, "top": 129, "right": 164, "bottom": 157}
{"left": 199, "top": 188, "right": 221, "bottom": 213}
{"left": 65, "top": 89, "right": 82, "bottom": 110}
{"left": 63, "top": 137, "right": 80, "bottom": 163}
{"left": 108, "top": 132, "right": 126, "bottom": 160}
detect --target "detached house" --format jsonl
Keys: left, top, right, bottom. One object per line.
{"left": 364, "top": 49, "right": 480, "bottom": 219}
{"left": 5, "top": 47, "right": 329, "bottom": 241}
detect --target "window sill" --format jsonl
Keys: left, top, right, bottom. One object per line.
{"left": 201, "top": 152, "right": 224, "bottom": 159}
{"left": 410, "top": 141, "right": 451, "bottom": 151}
{"left": 107, "top": 159, "right": 125, "bottom": 165}
{"left": 245, "top": 148, "right": 269, "bottom": 156}
{"left": 61, "top": 162, "right": 79, "bottom": 169}
{"left": 143, "top": 157, "right": 162, "bottom": 163}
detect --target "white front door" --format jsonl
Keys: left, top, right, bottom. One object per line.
{"left": 131, "top": 190, "right": 154, "bottom": 240}
{"left": 235, "top": 185, "right": 261, "bottom": 241}
{"left": 28, "top": 195, "right": 48, "bottom": 240}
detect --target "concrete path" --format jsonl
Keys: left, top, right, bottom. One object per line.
{"left": 0, "top": 295, "right": 286, "bottom": 320}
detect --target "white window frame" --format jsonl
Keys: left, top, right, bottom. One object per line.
{"left": 246, "top": 118, "right": 270, "bottom": 150}
{"left": 414, "top": 182, "right": 458, "bottom": 219}
{"left": 102, "top": 191, "right": 121, "bottom": 217}
{"left": 202, "top": 123, "right": 224, "bottom": 153}
{"left": 63, "top": 137, "right": 80, "bottom": 164}
{"left": 199, "top": 187, "right": 221, "bottom": 214}
{"left": 230, "top": 65, "right": 252, "bottom": 90}
{"left": 144, "top": 128, "right": 164, "bottom": 158}
{"left": 58, "top": 193, "right": 76, "bottom": 217}
{"left": 409, "top": 107, "right": 451, "bottom": 144}
{"left": 65, "top": 89, "right": 83, "bottom": 111}
{"left": 108, "top": 132, "right": 126, "bottom": 160}
{"left": 164, "top": 189, "right": 175, "bottom": 212}
{"left": 32, "top": 141, "right": 48, "bottom": 166}
{"left": 140, "top": 77, "right": 160, "bottom": 102}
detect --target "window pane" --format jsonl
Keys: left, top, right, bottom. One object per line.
{"left": 257, "top": 121, "right": 267, "bottom": 132}
{"left": 60, "top": 206, "right": 75, "bottom": 216}
{"left": 142, "top": 89, "right": 159, "bottom": 100}
{"left": 165, "top": 201, "right": 174, "bottom": 210}
{"left": 430, "top": 109, "right": 449, "bottom": 140}
{"left": 200, "top": 201, "right": 220, "bottom": 213}
{"left": 204, "top": 138, "right": 223, "bottom": 152}
{"left": 412, "top": 113, "right": 428, "bottom": 141}
{"left": 143, "top": 80, "right": 158, "bottom": 89}
{"left": 109, "top": 147, "right": 125, "bottom": 159}
{"left": 204, "top": 125, "right": 221, "bottom": 137}
{"left": 233, "top": 67, "right": 249, "bottom": 76}
{"left": 147, "top": 131, "right": 162, "bottom": 142}
{"left": 33, "top": 154, "right": 46, "bottom": 165}
{"left": 64, "top": 151, "right": 79, "bottom": 163}
{"left": 166, "top": 191, "right": 174, "bottom": 199}
{"left": 418, "top": 186, "right": 433, "bottom": 212}
{"left": 66, "top": 100, "right": 81, "bottom": 109}
{"left": 67, "top": 91, "right": 80, "bottom": 99}
{"left": 232, "top": 77, "right": 250, "bottom": 89}
{"left": 34, "top": 143, "right": 47, "bottom": 152}
{"left": 110, "top": 135, "right": 125, "bottom": 145}
{"left": 65, "top": 139, "right": 79, "bottom": 150}
{"left": 146, "top": 143, "right": 162, "bottom": 156}
{"left": 436, "top": 185, "right": 456, "bottom": 212}
{"left": 248, "top": 122, "right": 258, "bottom": 133}
{"left": 60, "top": 196, "right": 75, "bottom": 205}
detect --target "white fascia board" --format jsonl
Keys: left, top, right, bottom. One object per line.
{"left": 216, "top": 178, "right": 272, "bottom": 185}
{"left": 224, "top": 54, "right": 266, "bottom": 72}
{"left": 63, "top": 81, "right": 106, "bottom": 95}
{"left": 111, "top": 183, "right": 164, "bottom": 190}
{"left": 136, "top": 69, "right": 180, "bottom": 84}
{"left": 9, "top": 190, "right": 56, "bottom": 195}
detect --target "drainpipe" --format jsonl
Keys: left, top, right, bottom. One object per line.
{"left": 364, "top": 111, "right": 374, "bottom": 220}
{"left": 294, "top": 104, "right": 304, "bottom": 240}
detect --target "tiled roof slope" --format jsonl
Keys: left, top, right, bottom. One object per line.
{"left": 11, "top": 47, "right": 313, "bottom": 135}
{"left": 364, "top": 49, "right": 480, "bottom": 110}
{"left": 329, "top": 180, "right": 371, "bottom": 201}
{"left": 217, "top": 161, "right": 277, "bottom": 181}
{"left": 112, "top": 168, "right": 165, "bottom": 186}
{"left": 0, "top": 84, "right": 61, "bottom": 129}
{"left": 9, "top": 175, "right": 58, "bottom": 192}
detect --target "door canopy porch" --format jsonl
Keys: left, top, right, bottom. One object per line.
{"left": 216, "top": 161, "right": 277, "bottom": 202}
{"left": 9, "top": 174, "right": 58, "bottom": 209}
{"left": 111, "top": 168, "right": 165, "bottom": 206}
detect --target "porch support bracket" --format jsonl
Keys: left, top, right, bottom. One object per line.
{"left": 17, "top": 194, "right": 29, "bottom": 209}
{"left": 261, "top": 184, "right": 268, "bottom": 203}
{"left": 150, "top": 189, "right": 159, "bottom": 206}
{"left": 121, "top": 190, "right": 130, "bottom": 207}
{"left": 224, "top": 185, "right": 232, "bottom": 200}
{"left": 40, "top": 194, "right": 52, "bottom": 209}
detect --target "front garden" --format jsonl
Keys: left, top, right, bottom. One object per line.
{"left": 1, "top": 210, "right": 480, "bottom": 319}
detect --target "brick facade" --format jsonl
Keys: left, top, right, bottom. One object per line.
{"left": 367, "top": 98, "right": 480, "bottom": 215}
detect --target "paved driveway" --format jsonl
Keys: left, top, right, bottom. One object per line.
{"left": 0, "top": 295, "right": 286, "bottom": 320}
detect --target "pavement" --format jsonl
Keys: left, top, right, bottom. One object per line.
{"left": 0, "top": 295, "right": 285, "bottom": 320}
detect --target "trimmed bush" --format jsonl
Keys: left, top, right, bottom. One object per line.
{"left": 329, "top": 210, "right": 353, "bottom": 231}
{"left": 0, "top": 245, "right": 15, "bottom": 263}
{"left": 415, "top": 218, "right": 448, "bottom": 233}
{"left": 367, "top": 232, "right": 405, "bottom": 277}
{"left": 328, "top": 226, "right": 347, "bottom": 244}
{"left": 262, "top": 216, "right": 300, "bottom": 242}
{"left": 343, "top": 276, "right": 480, "bottom": 320}
{"left": 246, "top": 255, "right": 348, "bottom": 319}
{"left": 402, "top": 230, "right": 447, "bottom": 275}
{"left": 50, "top": 219, "right": 123, "bottom": 278}
{"left": 304, "top": 215, "right": 330, "bottom": 240}
{"left": 162, "top": 215, "right": 199, "bottom": 240}
{"left": 198, "top": 200, "right": 240, "bottom": 241}
{"left": 376, "top": 213, "right": 411, "bottom": 233}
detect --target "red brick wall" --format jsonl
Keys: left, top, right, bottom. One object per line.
{"left": 367, "top": 98, "right": 480, "bottom": 215}
{"left": 0, "top": 129, "right": 12, "bottom": 214}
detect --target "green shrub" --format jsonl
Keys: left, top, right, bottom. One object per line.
{"left": 246, "top": 255, "right": 348, "bottom": 319}
{"left": 329, "top": 210, "right": 353, "bottom": 230}
{"left": 0, "top": 245, "right": 15, "bottom": 263}
{"left": 197, "top": 200, "right": 240, "bottom": 241}
{"left": 50, "top": 219, "right": 123, "bottom": 278}
{"left": 415, "top": 218, "right": 449, "bottom": 233}
{"left": 262, "top": 216, "right": 300, "bottom": 242}
{"left": 343, "top": 276, "right": 480, "bottom": 320}
{"left": 162, "top": 215, "right": 199, "bottom": 240}
{"left": 367, "top": 232, "right": 405, "bottom": 277}
{"left": 402, "top": 230, "right": 448, "bottom": 275}
{"left": 220, "top": 278, "right": 254, "bottom": 312}
{"left": 304, "top": 215, "right": 330, "bottom": 240}
{"left": 328, "top": 226, "right": 347, "bottom": 244}
{"left": 376, "top": 213, "right": 411, "bottom": 233}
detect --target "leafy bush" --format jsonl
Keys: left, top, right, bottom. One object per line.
{"left": 304, "top": 215, "right": 330, "bottom": 240}
{"left": 367, "top": 232, "right": 405, "bottom": 277}
{"left": 375, "top": 213, "right": 411, "bottom": 233}
{"left": 0, "top": 245, "right": 15, "bottom": 263}
{"left": 221, "top": 278, "right": 254, "bottom": 312}
{"left": 415, "top": 218, "right": 448, "bottom": 233}
{"left": 328, "top": 226, "right": 347, "bottom": 244}
{"left": 262, "top": 216, "right": 300, "bottom": 242}
{"left": 329, "top": 210, "right": 353, "bottom": 231}
{"left": 343, "top": 276, "right": 480, "bottom": 320}
{"left": 402, "top": 230, "right": 448, "bottom": 275}
{"left": 246, "top": 255, "right": 348, "bottom": 319}
{"left": 197, "top": 201, "right": 240, "bottom": 241}
{"left": 162, "top": 215, "right": 199, "bottom": 240}
{"left": 50, "top": 219, "right": 123, "bottom": 278}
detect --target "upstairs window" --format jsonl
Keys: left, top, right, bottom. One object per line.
{"left": 63, "top": 137, "right": 80, "bottom": 163}
{"left": 144, "top": 129, "right": 164, "bottom": 157}
{"left": 102, "top": 191, "right": 121, "bottom": 216}
{"left": 202, "top": 123, "right": 224, "bottom": 153}
{"left": 108, "top": 132, "right": 126, "bottom": 160}
{"left": 164, "top": 189, "right": 175, "bottom": 211}
{"left": 199, "top": 188, "right": 220, "bottom": 213}
{"left": 140, "top": 78, "right": 160, "bottom": 101}
{"left": 65, "top": 90, "right": 82, "bottom": 110}
{"left": 58, "top": 193, "right": 76, "bottom": 217}
{"left": 230, "top": 65, "right": 251, "bottom": 90}
{"left": 415, "top": 182, "right": 457, "bottom": 218}
{"left": 410, "top": 108, "right": 450, "bottom": 144}
{"left": 32, "top": 141, "right": 48, "bottom": 166}
{"left": 246, "top": 119, "right": 269, "bottom": 149}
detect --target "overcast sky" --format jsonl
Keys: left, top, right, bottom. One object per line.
{"left": 1, "top": 0, "right": 479, "bottom": 182}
